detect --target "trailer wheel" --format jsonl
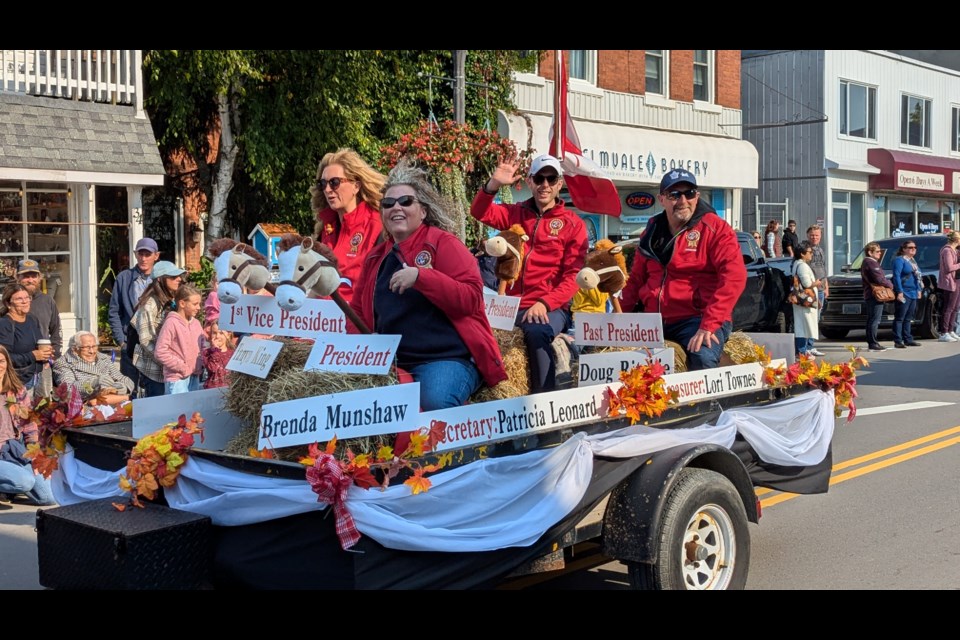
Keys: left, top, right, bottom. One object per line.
{"left": 628, "top": 468, "right": 750, "bottom": 590}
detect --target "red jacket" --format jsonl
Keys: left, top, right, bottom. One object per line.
{"left": 470, "top": 192, "right": 588, "bottom": 311}
{"left": 349, "top": 224, "right": 507, "bottom": 388}
{"left": 315, "top": 201, "right": 384, "bottom": 304}
{"left": 621, "top": 208, "right": 746, "bottom": 333}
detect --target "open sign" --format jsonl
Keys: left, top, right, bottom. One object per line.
{"left": 625, "top": 192, "right": 655, "bottom": 210}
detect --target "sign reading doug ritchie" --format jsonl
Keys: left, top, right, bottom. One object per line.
{"left": 258, "top": 383, "right": 420, "bottom": 449}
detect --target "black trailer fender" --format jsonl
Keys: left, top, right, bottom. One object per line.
{"left": 601, "top": 442, "right": 757, "bottom": 564}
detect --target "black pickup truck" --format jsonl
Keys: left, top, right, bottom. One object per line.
{"left": 619, "top": 231, "right": 793, "bottom": 334}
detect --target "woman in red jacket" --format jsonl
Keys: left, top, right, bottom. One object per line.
{"left": 350, "top": 162, "right": 506, "bottom": 410}
{"left": 310, "top": 148, "right": 386, "bottom": 304}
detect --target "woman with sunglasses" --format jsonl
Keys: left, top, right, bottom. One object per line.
{"left": 0, "top": 283, "right": 52, "bottom": 390}
{"left": 350, "top": 161, "right": 506, "bottom": 410}
{"left": 131, "top": 261, "right": 185, "bottom": 397}
{"left": 861, "top": 242, "right": 894, "bottom": 352}
{"left": 310, "top": 148, "right": 386, "bottom": 304}
{"left": 891, "top": 240, "right": 923, "bottom": 348}
{"left": 752, "top": 232, "right": 763, "bottom": 248}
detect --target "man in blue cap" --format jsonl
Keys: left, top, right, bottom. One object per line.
{"left": 108, "top": 237, "right": 160, "bottom": 389}
{"left": 621, "top": 170, "right": 746, "bottom": 370}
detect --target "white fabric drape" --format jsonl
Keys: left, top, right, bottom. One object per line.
{"left": 49, "top": 390, "right": 834, "bottom": 552}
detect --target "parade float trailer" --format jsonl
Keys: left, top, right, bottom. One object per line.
{"left": 36, "top": 296, "right": 848, "bottom": 591}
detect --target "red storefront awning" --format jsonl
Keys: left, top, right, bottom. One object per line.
{"left": 868, "top": 148, "right": 960, "bottom": 194}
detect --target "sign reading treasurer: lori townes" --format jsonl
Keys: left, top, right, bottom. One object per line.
{"left": 258, "top": 383, "right": 420, "bottom": 450}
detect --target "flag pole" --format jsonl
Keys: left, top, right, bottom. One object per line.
{"left": 554, "top": 50, "right": 563, "bottom": 160}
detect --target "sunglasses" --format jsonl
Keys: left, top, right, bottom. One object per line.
{"left": 317, "top": 177, "right": 353, "bottom": 191}
{"left": 665, "top": 189, "right": 699, "bottom": 201}
{"left": 532, "top": 173, "right": 560, "bottom": 186}
{"left": 905, "top": 245, "right": 917, "bottom": 249}
{"left": 381, "top": 195, "right": 418, "bottom": 209}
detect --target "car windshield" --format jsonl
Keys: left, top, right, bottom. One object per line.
{"left": 848, "top": 237, "right": 944, "bottom": 271}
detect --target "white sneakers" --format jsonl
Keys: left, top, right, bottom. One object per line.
{"left": 938, "top": 333, "right": 957, "bottom": 342}
{"left": 951, "top": 332, "right": 960, "bottom": 341}
{"left": 809, "top": 348, "right": 825, "bottom": 357}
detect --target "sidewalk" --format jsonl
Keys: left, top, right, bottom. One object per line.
{"left": 0, "top": 499, "right": 44, "bottom": 589}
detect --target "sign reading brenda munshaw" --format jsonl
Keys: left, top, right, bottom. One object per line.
{"left": 662, "top": 362, "right": 764, "bottom": 404}
{"left": 220, "top": 294, "right": 346, "bottom": 338}
{"left": 577, "top": 348, "right": 675, "bottom": 387}
{"left": 304, "top": 334, "right": 400, "bottom": 375}
{"left": 421, "top": 385, "right": 615, "bottom": 453}
{"left": 483, "top": 291, "right": 522, "bottom": 331}
{"left": 258, "top": 383, "right": 420, "bottom": 450}
{"left": 575, "top": 312, "right": 664, "bottom": 347}
{"left": 226, "top": 337, "right": 284, "bottom": 379}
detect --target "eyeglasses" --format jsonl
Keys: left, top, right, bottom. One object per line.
{"left": 381, "top": 195, "right": 417, "bottom": 209}
{"left": 77, "top": 345, "right": 98, "bottom": 351}
{"left": 752, "top": 234, "right": 762, "bottom": 239}
{"left": 905, "top": 245, "right": 917, "bottom": 249}
{"left": 9, "top": 297, "right": 30, "bottom": 303}
{"left": 531, "top": 173, "right": 560, "bottom": 186}
{"left": 317, "top": 177, "right": 354, "bottom": 191}
{"left": 665, "top": 189, "right": 699, "bottom": 201}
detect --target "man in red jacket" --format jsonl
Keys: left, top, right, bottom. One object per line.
{"left": 471, "top": 155, "right": 588, "bottom": 392}
{"left": 621, "top": 170, "right": 746, "bottom": 370}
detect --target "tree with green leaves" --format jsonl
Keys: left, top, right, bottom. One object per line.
{"left": 143, "top": 50, "right": 538, "bottom": 244}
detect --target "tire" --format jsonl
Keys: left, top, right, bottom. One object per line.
{"left": 917, "top": 294, "right": 940, "bottom": 340}
{"left": 820, "top": 327, "right": 849, "bottom": 339}
{"left": 628, "top": 468, "right": 750, "bottom": 590}
{"left": 774, "top": 310, "right": 787, "bottom": 334}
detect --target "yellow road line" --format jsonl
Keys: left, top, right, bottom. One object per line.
{"left": 761, "top": 435, "right": 960, "bottom": 508}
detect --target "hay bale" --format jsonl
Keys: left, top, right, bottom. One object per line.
{"left": 222, "top": 338, "right": 396, "bottom": 459}
{"left": 471, "top": 328, "right": 530, "bottom": 402}
{"left": 722, "top": 332, "right": 759, "bottom": 365}
{"left": 665, "top": 340, "right": 687, "bottom": 373}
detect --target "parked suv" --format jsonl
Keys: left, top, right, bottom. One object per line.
{"left": 819, "top": 234, "right": 947, "bottom": 340}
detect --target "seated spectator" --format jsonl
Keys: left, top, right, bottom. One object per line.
{"left": 52, "top": 331, "right": 134, "bottom": 404}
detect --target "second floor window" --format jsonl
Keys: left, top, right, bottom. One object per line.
{"left": 566, "top": 50, "right": 596, "bottom": 85}
{"left": 693, "top": 50, "right": 713, "bottom": 102}
{"left": 645, "top": 50, "right": 666, "bottom": 96}
{"left": 839, "top": 80, "right": 876, "bottom": 140}
{"left": 952, "top": 106, "right": 960, "bottom": 153}
{"left": 901, "top": 94, "right": 932, "bottom": 148}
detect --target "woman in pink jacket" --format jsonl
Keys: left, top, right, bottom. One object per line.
{"left": 155, "top": 284, "right": 204, "bottom": 394}
{"left": 938, "top": 231, "right": 960, "bottom": 341}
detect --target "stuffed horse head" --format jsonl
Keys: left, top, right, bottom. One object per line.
{"left": 274, "top": 234, "right": 342, "bottom": 311}
{"left": 576, "top": 239, "right": 627, "bottom": 300}
{"left": 209, "top": 239, "right": 272, "bottom": 305}
{"left": 483, "top": 224, "right": 529, "bottom": 295}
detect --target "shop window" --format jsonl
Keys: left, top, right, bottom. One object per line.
{"left": 900, "top": 94, "right": 932, "bottom": 149}
{"left": 645, "top": 50, "right": 667, "bottom": 96}
{"left": 566, "top": 50, "right": 596, "bottom": 85}
{"left": 890, "top": 211, "right": 914, "bottom": 237}
{"left": 693, "top": 50, "right": 713, "bottom": 103}
{"left": 952, "top": 106, "right": 960, "bottom": 153}
{"left": 839, "top": 80, "right": 876, "bottom": 140}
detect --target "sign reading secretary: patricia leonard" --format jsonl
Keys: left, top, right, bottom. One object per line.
{"left": 258, "top": 383, "right": 420, "bottom": 449}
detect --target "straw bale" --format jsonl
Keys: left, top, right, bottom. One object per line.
{"left": 722, "top": 332, "right": 759, "bottom": 366}
{"left": 471, "top": 328, "right": 529, "bottom": 402}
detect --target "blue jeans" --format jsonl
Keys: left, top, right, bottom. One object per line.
{"left": 865, "top": 297, "right": 884, "bottom": 347}
{"left": 892, "top": 296, "right": 917, "bottom": 344}
{"left": 166, "top": 375, "right": 201, "bottom": 395}
{"left": 516, "top": 308, "right": 572, "bottom": 392}
{"left": 405, "top": 360, "right": 482, "bottom": 411}
{"left": 664, "top": 317, "right": 732, "bottom": 370}
{"left": 0, "top": 460, "right": 55, "bottom": 505}
{"left": 795, "top": 336, "right": 814, "bottom": 355}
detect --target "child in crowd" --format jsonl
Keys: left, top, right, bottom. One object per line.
{"left": 154, "top": 284, "right": 204, "bottom": 394}
{"left": 202, "top": 322, "right": 235, "bottom": 389}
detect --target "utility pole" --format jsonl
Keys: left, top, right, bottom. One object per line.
{"left": 453, "top": 50, "right": 467, "bottom": 124}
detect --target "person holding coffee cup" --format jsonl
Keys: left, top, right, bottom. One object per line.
{"left": 0, "top": 283, "right": 50, "bottom": 390}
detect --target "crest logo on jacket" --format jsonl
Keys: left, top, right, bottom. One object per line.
{"left": 348, "top": 232, "right": 363, "bottom": 257}
{"left": 549, "top": 219, "right": 564, "bottom": 236}
{"left": 415, "top": 250, "right": 433, "bottom": 268}
{"left": 685, "top": 230, "right": 700, "bottom": 251}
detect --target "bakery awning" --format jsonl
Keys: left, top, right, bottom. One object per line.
{"left": 498, "top": 111, "right": 758, "bottom": 189}
{"left": 868, "top": 148, "right": 960, "bottom": 194}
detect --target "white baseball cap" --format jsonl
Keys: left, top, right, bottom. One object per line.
{"left": 529, "top": 154, "right": 563, "bottom": 177}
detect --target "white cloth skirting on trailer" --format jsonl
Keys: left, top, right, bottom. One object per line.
{"left": 50, "top": 390, "right": 835, "bottom": 553}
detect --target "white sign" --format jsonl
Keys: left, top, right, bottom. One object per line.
{"left": 897, "top": 169, "right": 944, "bottom": 192}
{"left": 132, "top": 387, "right": 243, "bottom": 451}
{"left": 304, "top": 334, "right": 400, "bottom": 374}
{"left": 420, "top": 385, "right": 613, "bottom": 452}
{"left": 953, "top": 171, "right": 960, "bottom": 195}
{"left": 483, "top": 292, "right": 521, "bottom": 330}
{"left": 577, "top": 348, "right": 675, "bottom": 387}
{"left": 576, "top": 312, "right": 664, "bottom": 347}
{"left": 226, "top": 337, "right": 284, "bottom": 379}
{"left": 220, "top": 294, "right": 346, "bottom": 338}
{"left": 745, "top": 332, "right": 795, "bottom": 366}
{"left": 662, "top": 362, "right": 764, "bottom": 404}
{"left": 258, "top": 383, "right": 420, "bottom": 449}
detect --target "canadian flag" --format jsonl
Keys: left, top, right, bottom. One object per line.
{"left": 549, "top": 50, "right": 622, "bottom": 217}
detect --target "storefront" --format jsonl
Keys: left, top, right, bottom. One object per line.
{"left": 497, "top": 112, "right": 759, "bottom": 239}
{"left": 868, "top": 148, "right": 960, "bottom": 237}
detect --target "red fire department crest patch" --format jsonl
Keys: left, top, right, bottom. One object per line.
{"left": 549, "top": 219, "right": 564, "bottom": 236}
{"left": 414, "top": 250, "right": 433, "bottom": 268}
{"left": 685, "top": 230, "right": 700, "bottom": 251}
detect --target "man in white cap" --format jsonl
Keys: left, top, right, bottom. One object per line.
{"left": 471, "top": 154, "right": 588, "bottom": 392}
{"left": 108, "top": 237, "right": 159, "bottom": 387}
{"left": 621, "top": 169, "right": 746, "bottom": 370}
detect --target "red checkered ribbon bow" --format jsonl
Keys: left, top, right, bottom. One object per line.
{"left": 305, "top": 453, "right": 360, "bottom": 550}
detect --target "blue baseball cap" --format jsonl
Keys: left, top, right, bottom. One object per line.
{"left": 152, "top": 261, "right": 186, "bottom": 279}
{"left": 660, "top": 169, "right": 697, "bottom": 193}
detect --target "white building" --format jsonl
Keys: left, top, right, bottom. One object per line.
{"left": 741, "top": 50, "right": 960, "bottom": 275}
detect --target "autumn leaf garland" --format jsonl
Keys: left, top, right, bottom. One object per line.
{"left": 762, "top": 348, "right": 869, "bottom": 422}
{"left": 606, "top": 360, "right": 679, "bottom": 424}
